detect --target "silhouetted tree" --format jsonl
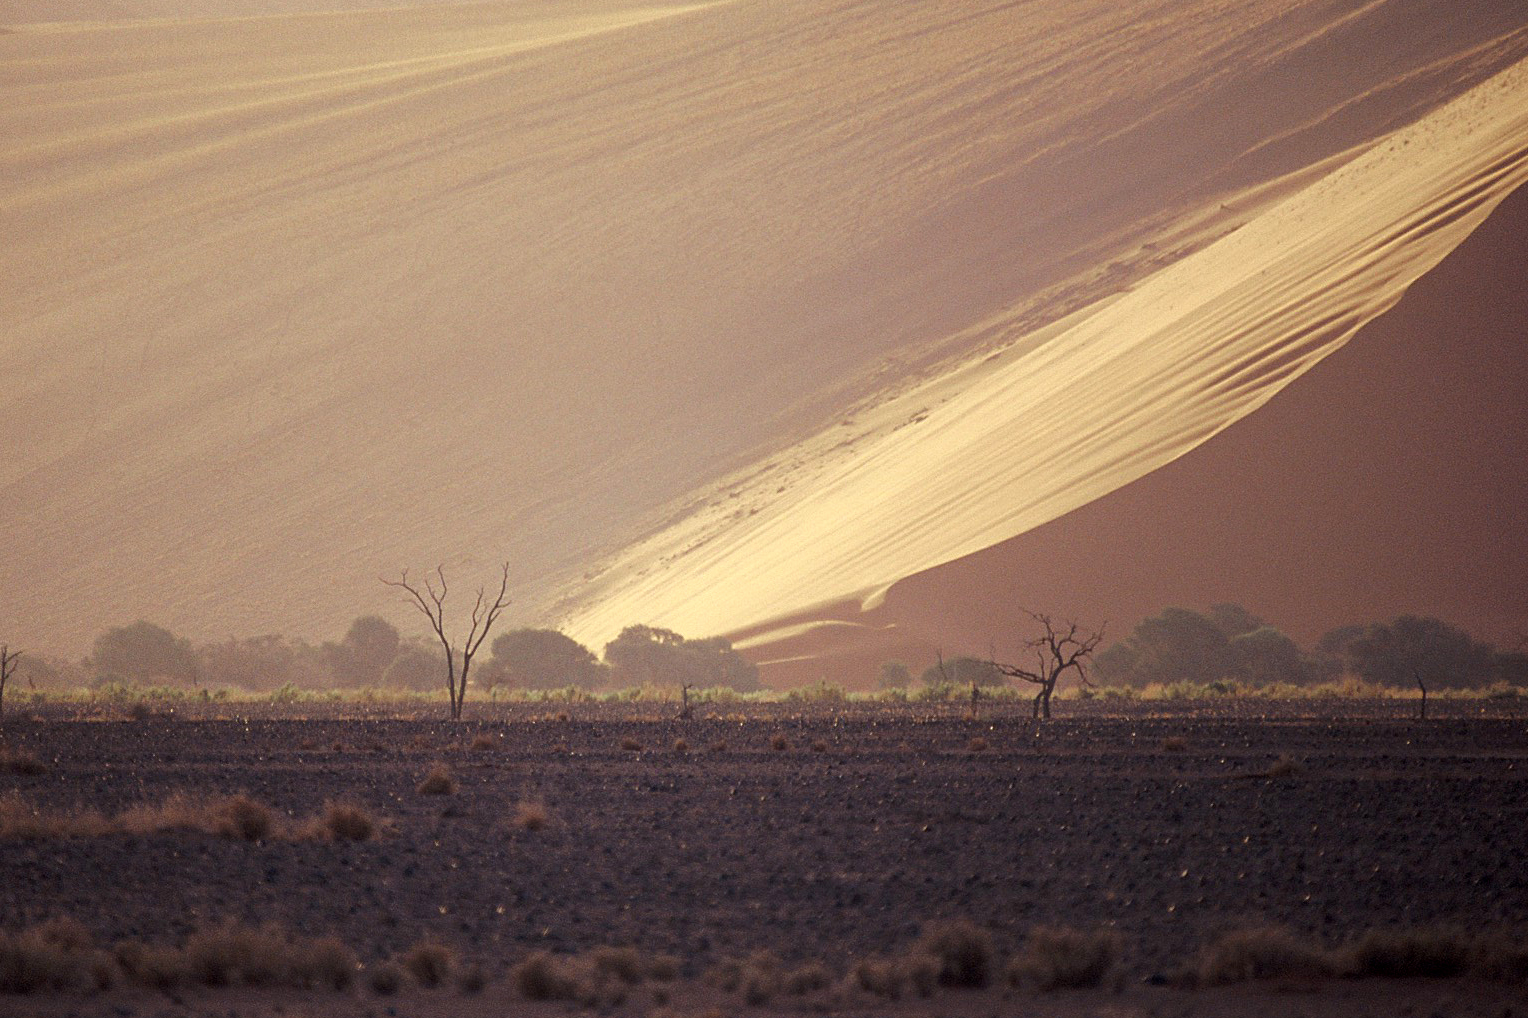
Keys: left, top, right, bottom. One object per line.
{"left": 990, "top": 611, "right": 1103, "bottom": 719}
{"left": 380, "top": 642, "right": 444, "bottom": 692}
{"left": 918, "top": 656, "right": 1006, "bottom": 690}
{"left": 603, "top": 625, "right": 759, "bottom": 692}
{"left": 1346, "top": 616, "right": 1498, "bottom": 690}
{"left": 382, "top": 563, "right": 510, "bottom": 719}
{"left": 1225, "top": 626, "right": 1309, "bottom": 686}
{"left": 91, "top": 621, "right": 198, "bottom": 686}
{"left": 323, "top": 615, "right": 401, "bottom": 687}
{"left": 0, "top": 644, "right": 22, "bottom": 726}
{"left": 878, "top": 661, "right": 912, "bottom": 690}
{"left": 488, "top": 628, "right": 606, "bottom": 690}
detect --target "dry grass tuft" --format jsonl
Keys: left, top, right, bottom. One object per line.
{"left": 620, "top": 736, "right": 643, "bottom": 752}
{"left": 810, "top": 739, "right": 828, "bottom": 753}
{"left": 590, "top": 946, "right": 646, "bottom": 985}
{"left": 1162, "top": 736, "right": 1188, "bottom": 752}
{"left": 912, "top": 919, "right": 996, "bottom": 988}
{"left": 212, "top": 794, "right": 274, "bottom": 841}
{"left": 967, "top": 736, "right": 989, "bottom": 752}
{"left": 318, "top": 800, "right": 377, "bottom": 841}
{"left": 457, "top": 962, "right": 487, "bottom": 994}
{"left": 0, "top": 918, "right": 113, "bottom": 994}
{"left": 1007, "top": 925, "right": 1121, "bottom": 990}
{"left": 673, "top": 737, "right": 689, "bottom": 754}
{"left": 1343, "top": 926, "right": 1472, "bottom": 978}
{"left": 400, "top": 940, "right": 454, "bottom": 988}
{"left": 1266, "top": 754, "right": 1303, "bottom": 777}
{"left": 512, "top": 950, "right": 579, "bottom": 1000}
{"left": 782, "top": 961, "right": 832, "bottom": 995}
{"left": 416, "top": 763, "right": 456, "bottom": 795}
{"left": 470, "top": 733, "right": 498, "bottom": 751}
{"left": 0, "top": 747, "right": 46, "bottom": 776}
{"left": 513, "top": 800, "right": 549, "bottom": 831}
{"left": 709, "top": 739, "right": 728, "bottom": 753}
{"left": 368, "top": 961, "right": 404, "bottom": 995}
{"left": 1196, "top": 926, "right": 1338, "bottom": 984}
{"left": 770, "top": 733, "right": 790, "bottom": 751}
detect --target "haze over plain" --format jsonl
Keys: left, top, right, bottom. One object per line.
{"left": 3, "top": 0, "right": 1526, "bottom": 671}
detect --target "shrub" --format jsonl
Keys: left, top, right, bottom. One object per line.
{"left": 1197, "top": 926, "right": 1336, "bottom": 984}
{"left": 400, "top": 940, "right": 454, "bottom": 987}
{"left": 416, "top": 763, "right": 455, "bottom": 795}
{"left": 783, "top": 961, "right": 832, "bottom": 994}
{"left": 620, "top": 737, "right": 643, "bottom": 752}
{"left": 1344, "top": 927, "right": 1472, "bottom": 978}
{"left": 319, "top": 800, "right": 376, "bottom": 841}
{"left": 0, "top": 747, "right": 45, "bottom": 776}
{"left": 470, "top": 734, "right": 497, "bottom": 751}
{"left": 770, "top": 733, "right": 789, "bottom": 751}
{"left": 513, "top": 950, "right": 576, "bottom": 1000}
{"left": 1007, "top": 926, "right": 1121, "bottom": 989}
{"left": 513, "top": 801, "right": 549, "bottom": 831}
{"left": 368, "top": 961, "right": 403, "bottom": 995}
{"left": 912, "top": 919, "right": 995, "bottom": 988}
{"left": 213, "top": 795, "right": 273, "bottom": 842}
{"left": 589, "top": 946, "right": 645, "bottom": 984}
{"left": 673, "top": 737, "right": 689, "bottom": 754}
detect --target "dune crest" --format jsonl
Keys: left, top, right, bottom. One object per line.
{"left": 555, "top": 59, "right": 1528, "bottom": 651}
{"left": 2, "top": 1, "right": 1526, "bottom": 656}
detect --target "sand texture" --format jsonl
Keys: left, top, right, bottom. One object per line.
{"left": 3, "top": 1, "right": 1527, "bottom": 654}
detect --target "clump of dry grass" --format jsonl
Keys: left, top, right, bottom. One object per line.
{"left": 108, "top": 921, "right": 358, "bottom": 993}
{"left": 1007, "top": 925, "right": 1121, "bottom": 990}
{"left": 1265, "top": 754, "right": 1303, "bottom": 777}
{"left": 673, "top": 737, "right": 689, "bottom": 754}
{"left": 967, "top": 736, "right": 988, "bottom": 752}
{"left": 1196, "top": 926, "right": 1338, "bottom": 984}
{"left": 1342, "top": 926, "right": 1472, "bottom": 978}
{"left": 317, "top": 800, "right": 377, "bottom": 841}
{"left": 470, "top": 733, "right": 498, "bottom": 751}
{"left": 400, "top": 940, "right": 454, "bottom": 988}
{"left": 368, "top": 961, "right": 404, "bottom": 995}
{"left": 2, "top": 791, "right": 379, "bottom": 844}
{"left": 0, "top": 747, "right": 46, "bottom": 776}
{"left": 211, "top": 794, "right": 274, "bottom": 841}
{"left": 770, "top": 733, "right": 790, "bottom": 751}
{"left": 1161, "top": 736, "right": 1188, "bottom": 752}
{"left": 513, "top": 800, "right": 549, "bottom": 831}
{"left": 782, "top": 961, "right": 832, "bottom": 995}
{"left": 912, "top": 919, "right": 996, "bottom": 988}
{"left": 416, "top": 763, "right": 456, "bottom": 795}
{"left": 846, "top": 952, "right": 938, "bottom": 1000}
{"left": 707, "top": 950, "right": 784, "bottom": 1005}
{"left": 512, "top": 946, "right": 676, "bottom": 1004}
{"left": 0, "top": 918, "right": 115, "bottom": 994}
{"left": 709, "top": 739, "right": 728, "bottom": 753}
{"left": 620, "top": 736, "right": 643, "bottom": 752}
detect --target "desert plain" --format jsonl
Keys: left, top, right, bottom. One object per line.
{"left": 2, "top": 698, "right": 1526, "bottom": 1017}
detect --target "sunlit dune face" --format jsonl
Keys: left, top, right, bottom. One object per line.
{"left": 1, "top": 0, "right": 1525, "bottom": 658}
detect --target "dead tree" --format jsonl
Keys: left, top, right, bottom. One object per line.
{"left": 990, "top": 611, "right": 1104, "bottom": 719}
{"left": 0, "top": 645, "right": 21, "bottom": 728}
{"left": 382, "top": 563, "right": 510, "bottom": 721}
{"left": 678, "top": 682, "right": 695, "bottom": 720}
{"left": 1415, "top": 669, "right": 1428, "bottom": 721}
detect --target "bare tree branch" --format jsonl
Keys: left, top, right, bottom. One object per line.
{"left": 989, "top": 610, "right": 1104, "bottom": 719}
{"left": 382, "top": 563, "right": 510, "bottom": 720}
{"left": 0, "top": 644, "right": 22, "bottom": 728}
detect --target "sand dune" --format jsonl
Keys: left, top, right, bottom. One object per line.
{"left": 2, "top": 1, "right": 1526, "bottom": 657}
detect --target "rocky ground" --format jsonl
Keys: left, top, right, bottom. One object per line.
{"left": 1, "top": 698, "right": 1525, "bottom": 1017}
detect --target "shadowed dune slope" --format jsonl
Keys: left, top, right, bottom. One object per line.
{"left": 2, "top": 0, "right": 1526, "bottom": 655}
{"left": 749, "top": 181, "right": 1528, "bottom": 686}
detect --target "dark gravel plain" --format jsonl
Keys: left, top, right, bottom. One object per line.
{"left": 2, "top": 698, "right": 1525, "bottom": 985}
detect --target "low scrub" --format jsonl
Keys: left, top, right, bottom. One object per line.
{"left": 1008, "top": 925, "right": 1121, "bottom": 990}
{"left": 2, "top": 919, "right": 356, "bottom": 995}
{"left": 0, "top": 792, "right": 378, "bottom": 842}
{"left": 416, "top": 763, "right": 456, "bottom": 795}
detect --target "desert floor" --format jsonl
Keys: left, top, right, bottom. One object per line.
{"left": 2, "top": 699, "right": 1525, "bottom": 1016}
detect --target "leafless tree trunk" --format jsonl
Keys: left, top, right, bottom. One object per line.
{"left": 678, "top": 682, "right": 695, "bottom": 720}
{"left": 990, "top": 611, "right": 1103, "bottom": 719}
{"left": 382, "top": 563, "right": 510, "bottom": 720}
{"left": 1415, "top": 669, "right": 1428, "bottom": 721}
{"left": 0, "top": 645, "right": 22, "bottom": 728}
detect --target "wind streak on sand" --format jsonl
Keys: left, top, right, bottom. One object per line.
{"left": 557, "top": 61, "right": 1528, "bottom": 650}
